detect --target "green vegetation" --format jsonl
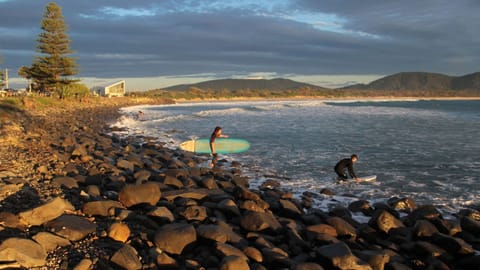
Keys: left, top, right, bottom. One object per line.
{"left": 137, "top": 87, "right": 480, "bottom": 100}
{"left": 56, "top": 83, "right": 90, "bottom": 99}
{"left": 18, "top": 2, "right": 78, "bottom": 94}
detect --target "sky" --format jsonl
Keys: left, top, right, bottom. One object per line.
{"left": 1, "top": 0, "right": 480, "bottom": 91}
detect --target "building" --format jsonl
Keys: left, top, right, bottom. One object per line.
{"left": 92, "top": 80, "right": 126, "bottom": 97}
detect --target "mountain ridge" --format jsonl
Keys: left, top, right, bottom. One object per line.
{"left": 162, "top": 78, "right": 326, "bottom": 91}
{"left": 160, "top": 72, "right": 480, "bottom": 91}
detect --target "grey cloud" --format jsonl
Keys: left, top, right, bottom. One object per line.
{"left": 1, "top": 0, "right": 479, "bottom": 88}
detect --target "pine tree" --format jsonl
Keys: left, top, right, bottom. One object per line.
{"left": 31, "top": 2, "right": 78, "bottom": 93}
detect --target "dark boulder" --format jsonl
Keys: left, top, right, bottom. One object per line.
{"left": 45, "top": 214, "right": 97, "bottom": 241}
{"left": 316, "top": 242, "right": 372, "bottom": 270}
{"left": 118, "top": 182, "right": 161, "bottom": 207}
{"left": 369, "top": 210, "right": 405, "bottom": 234}
{"left": 154, "top": 223, "right": 197, "bottom": 255}
{"left": 240, "top": 211, "right": 282, "bottom": 233}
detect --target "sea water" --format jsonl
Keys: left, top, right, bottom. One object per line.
{"left": 115, "top": 99, "right": 480, "bottom": 215}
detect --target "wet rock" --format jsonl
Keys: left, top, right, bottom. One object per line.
{"left": 430, "top": 218, "right": 462, "bottom": 235}
{"left": 240, "top": 200, "right": 268, "bottom": 213}
{"left": 72, "top": 258, "right": 93, "bottom": 270}
{"left": 116, "top": 158, "right": 135, "bottom": 172}
{"left": 460, "top": 216, "right": 480, "bottom": 235}
{"left": 326, "top": 217, "right": 357, "bottom": 239}
{"left": 261, "top": 246, "right": 291, "bottom": 267}
{"left": 32, "top": 232, "right": 71, "bottom": 252}
{"left": 279, "top": 199, "right": 302, "bottom": 218}
{"left": 162, "top": 188, "right": 225, "bottom": 201}
{"left": 412, "top": 219, "right": 439, "bottom": 238}
{"left": 45, "top": 214, "right": 97, "bottom": 241}
{"left": 111, "top": 244, "right": 142, "bottom": 270}
{"left": 133, "top": 169, "right": 151, "bottom": 183}
{"left": 82, "top": 200, "right": 124, "bottom": 217}
{"left": 305, "top": 224, "right": 338, "bottom": 240}
{"left": 430, "top": 233, "right": 475, "bottom": 256}
{"left": 260, "top": 179, "right": 281, "bottom": 190}
{"left": 320, "top": 188, "right": 335, "bottom": 196}
{"left": 316, "top": 242, "right": 372, "bottom": 270}
{"left": 153, "top": 249, "right": 178, "bottom": 268}
{"left": 0, "top": 182, "right": 21, "bottom": 200}
{"left": 197, "top": 224, "right": 229, "bottom": 243}
{"left": 108, "top": 222, "right": 131, "bottom": 243}
{"left": 234, "top": 186, "right": 261, "bottom": 201}
{"left": 0, "top": 211, "right": 23, "bottom": 229}
{"left": 407, "top": 205, "right": 442, "bottom": 225}
{"left": 240, "top": 211, "right": 282, "bottom": 232}
{"left": 163, "top": 175, "right": 184, "bottom": 189}
{"left": 369, "top": 210, "right": 405, "bottom": 234}
{"left": 201, "top": 176, "right": 219, "bottom": 189}
{"left": 154, "top": 223, "right": 197, "bottom": 255}
{"left": 355, "top": 250, "right": 390, "bottom": 270}
{"left": 18, "top": 197, "right": 75, "bottom": 227}
{"left": 85, "top": 185, "right": 101, "bottom": 197}
{"left": 407, "top": 241, "right": 445, "bottom": 258}
{"left": 118, "top": 182, "right": 161, "bottom": 207}
{"left": 457, "top": 255, "right": 480, "bottom": 269}
{"left": 217, "top": 198, "right": 241, "bottom": 216}
{"left": 387, "top": 197, "right": 417, "bottom": 212}
{"left": 458, "top": 208, "right": 480, "bottom": 221}
{"left": 349, "top": 200, "right": 373, "bottom": 215}
{"left": 216, "top": 243, "right": 248, "bottom": 260}
{"left": 147, "top": 206, "right": 175, "bottom": 223}
{"left": 219, "top": 255, "right": 250, "bottom": 270}
{"left": 180, "top": 205, "right": 208, "bottom": 221}
{"left": 294, "top": 262, "right": 324, "bottom": 270}
{"left": 0, "top": 237, "right": 47, "bottom": 268}
{"left": 243, "top": 246, "right": 263, "bottom": 263}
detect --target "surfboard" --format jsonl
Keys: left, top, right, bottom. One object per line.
{"left": 337, "top": 175, "right": 377, "bottom": 184}
{"left": 179, "top": 138, "right": 250, "bottom": 154}
{"left": 359, "top": 175, "right": 377, "bottom": 182}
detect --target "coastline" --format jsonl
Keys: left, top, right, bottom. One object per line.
{"left": 1, "top": 97, "right": 479, "bottom": 269}
{"left": 174, "top": 95, "right": 480, "bottom": 104}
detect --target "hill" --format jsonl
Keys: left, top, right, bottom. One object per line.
{"left": 162, "top": 78, "right": 326, "bottom": 91}
{"left": 341, "top": 72, "right": 480, "bottom": 90}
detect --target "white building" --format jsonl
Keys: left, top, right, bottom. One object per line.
{"left": 92, "top": 80, "right": 126, "bottom": 97}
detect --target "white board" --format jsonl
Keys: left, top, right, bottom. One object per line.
{"left": 358, "top": 175, "right": 377, "bottom": 182}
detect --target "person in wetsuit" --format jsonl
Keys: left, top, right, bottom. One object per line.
{"left": 334, "top": 154, "right": 360, "bottom": 182}
{"left": 209, "top": 126, "right": 228, "bottom": 167}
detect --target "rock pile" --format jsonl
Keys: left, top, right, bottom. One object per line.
{"left": 0, "top": 102, "right": 479, "bottom": 269}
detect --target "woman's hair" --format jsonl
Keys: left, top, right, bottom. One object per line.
{"left": 212, "top": 126, "right": 222, "bottom": 136}
{"left": 351, "top": 154, "right": 358, "bottom": 160}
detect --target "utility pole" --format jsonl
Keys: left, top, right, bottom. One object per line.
{"left": 5, "top": 68, "right": 8, "bottom": 89}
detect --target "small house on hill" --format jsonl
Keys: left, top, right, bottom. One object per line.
{"left": 92, "top": 80, "right": 126, "bottom": 97}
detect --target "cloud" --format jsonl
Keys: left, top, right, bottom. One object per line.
{"left": 1, "top": 0, "right": 479, "bottom": 90}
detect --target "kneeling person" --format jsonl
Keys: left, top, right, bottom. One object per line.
{"left": 334, "top": 154, "right": 361, "bottom": 182}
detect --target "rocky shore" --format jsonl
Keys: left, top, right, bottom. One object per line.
{"left": 1, "top": 97, "right": 479, "bottom": 270}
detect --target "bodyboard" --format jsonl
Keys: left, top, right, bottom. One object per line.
{"left": 179, "top": 138, "right": 250, "bottom": 154}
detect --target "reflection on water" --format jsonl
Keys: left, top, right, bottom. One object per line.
{"left": 117, "top": 100, "right": 480, "bottom": 213}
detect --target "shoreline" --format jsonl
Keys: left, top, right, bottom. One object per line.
{"left": 173, "top": 95, "right": 480, "bottom": 104}
{"left": 1, "top": 97, "right": 479, "bottom": 269}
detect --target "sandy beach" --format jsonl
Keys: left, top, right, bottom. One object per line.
{"left": 0, "top": 96, "right": 479, "bottom": 269}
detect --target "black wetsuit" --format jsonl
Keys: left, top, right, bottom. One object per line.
{"left": 334, "top": 158, "right": 357, "bottom": 180}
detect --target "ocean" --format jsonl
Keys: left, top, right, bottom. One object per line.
{"left": 115, "top": 99, "right": 480, "bottom": 215}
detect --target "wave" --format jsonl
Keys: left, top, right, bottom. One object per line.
{"left": 111, "top": 115, "right": 140, "bottom": 129}
{"left": 194, "top": 107, "right": 250, "bottom": 117}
